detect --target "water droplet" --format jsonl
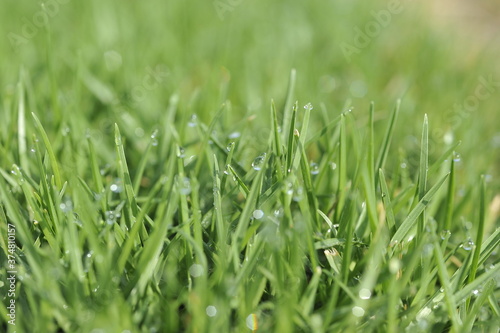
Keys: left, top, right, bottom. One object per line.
{"left": 400, "top": 163, "right": 407, "bottom": 169}
{"left": 330, "top": 162, "right": 337, "bottom": 170}
{"left": 352, "top": 306, "right": 365, "bottom": 317}
{"left": 73, "top": 217, "right": 83, "bottom": 228}
{"left": 105, "top": 211, "right": 116, "bottom": 225}
{"left": 59, "top": 200, "right": 73, "bottom": 213}
{"left": 30, "top": 148, "right": 36, "bottom": 153}
{"left": 177, "top": 177, "right": 191, "bottom": 195}
{"left": 226, "top": 142, "right": 235, "bottom": 152}
{"left": 440, "top": 230, "right": 451, "bottom": 240}
{"left": 150, "top": 130, "right": 159, "bottom": 146}
{"left": 62, "top": 127, "right": 70, "bottom": 136}
{"left": 253, "top": 210, "right": 264, "bottom": 220}
{"left": 359, "top": 288, "right": 371, "bottom": 300}
{"left": 188, "top": 114, "right": 198, "bottom": 127}
{"left": 110, "top": 183, "right": 123, "bottom": 193}
{"left": 304, "top": 103, "right": 313, "bottom": 111}
{"left": 461, "top": 238, "right": 474, "bottom": 251}
{"left": 472, "top": 289, "right": 480, "bottom": 297}
{"left": 285, "top": 183, "right": 294, "bottom": 195}
{"left": 189, "top": 264, "right": 204, "bottom": 277}
{"left": 252, "top": 153, "right": 266, "bottom": 171}
{"left": 177, "top": 147, "right": 186, "bottom": 158}
{"left": 294, "top": 129, "right": 300, "bottom": 137}
{"left": 274, "top": 209, "right": 283, "bottom": 218}
{"left": 245, "top": 314, "right": 258, "bottom": 330}
{"left": 228, "top": 132, "right": 241, "bottom": 139}
{"left": 206, "top": 305, "right": 217, "bottom": 317}
{"left": 310, "top": 162, "right": 319, "bottom": 175}
{"left": 293, "top": 187, "right": 304, "bottom": 202}
{"left": 453, "top": 153, "right": 461, "bottom": 163}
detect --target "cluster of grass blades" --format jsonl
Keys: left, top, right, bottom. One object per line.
{"left": 0, "top": 73, "right": 499, "bottom": 332}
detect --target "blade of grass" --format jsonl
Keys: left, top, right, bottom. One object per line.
{"left": 379, "top": 169, "right": 396, "bottom": 232}
{"left": 271, "top": 100, "right": 283, "bottom": 158}
{"left": 32, "top": 112, "right": 62, "bottom": 188}
{"left": 286, "top": 102, "right": 298, "bottom": 173}
{"left": 417, "top": 114, "right": 429, "bottom": 242}
{"left": 443, "top": 157, "right": 456, "bottom": 231}
{"left": 281, "top": 68, "right": 296, "bottom": 142}
{"left": 390, "top": 172, "right": 449, "bottom": 246}
{"left": 17, "top": 81, "right": 29, "bottom": 174}
{"left": 213, "top": 154, "right": 227, "bottom": 246}
{"left": 115, "top": 124, "right": 139, "bottom": 227}
{"left": 466, "top": 176, "right": 487, "bottom": 309}
{"left": 335, "top": 113, "right": 347, "bottom": 223}
{"left": 433, "top": 241, "right": 463, "bottom": 330}
{"left": 132, "top": 130, "right": 157, "bottom": 193}
{"left": 462, "top": 279, "right": 496, "bottom": 332}
{"left": 232, "top": 152, "right": 268, "bottom": 251}
{"left": 375, "top": 100, "right": 400, "bottom": 185}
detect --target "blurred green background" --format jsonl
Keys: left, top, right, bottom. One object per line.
{"left": 1, "top": 0, "right": 499, "bottom": 186}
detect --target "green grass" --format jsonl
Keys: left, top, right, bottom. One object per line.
{"left": 1, "top": 0, "right": 499, "bottom": 332}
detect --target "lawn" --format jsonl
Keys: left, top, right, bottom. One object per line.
{"left": 0, "top": 0, "right": 499, "bottom": 332}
